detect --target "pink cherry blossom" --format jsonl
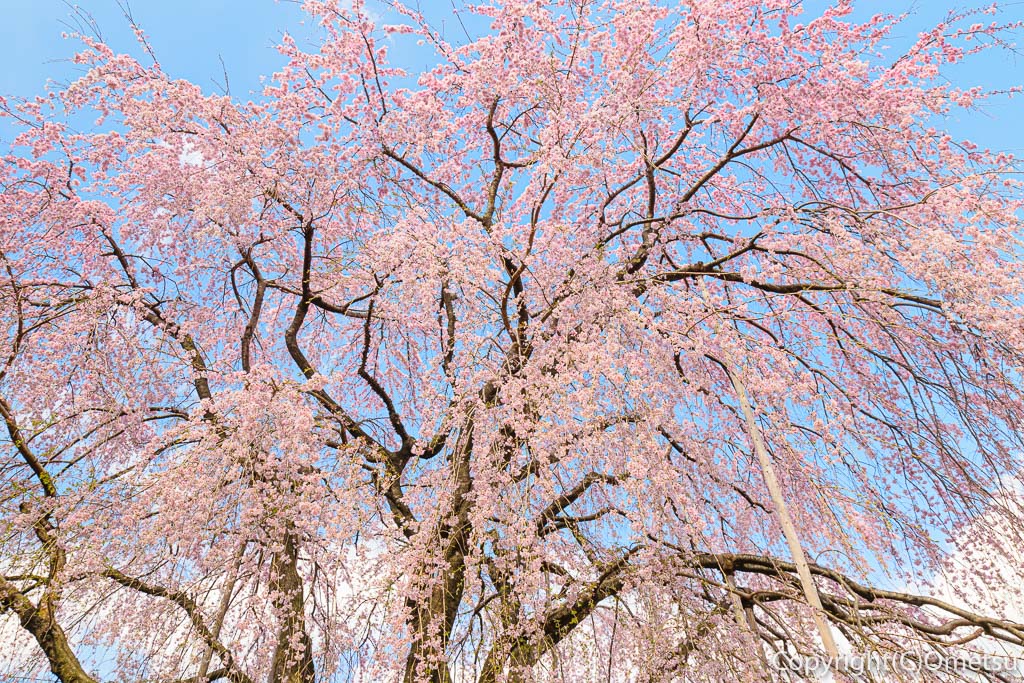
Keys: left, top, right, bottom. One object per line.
{"left": 2, "top": 1, "right": 1024, "bottom": 682}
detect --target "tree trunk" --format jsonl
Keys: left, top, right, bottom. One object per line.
{"left": 269, "top": 531, "right": 315, "bottom": 683}
{"left": 403, "top": 425, "right": 474, "bottom": 683}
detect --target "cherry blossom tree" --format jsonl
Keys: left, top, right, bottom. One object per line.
{"left": 2, "top": 0, "right": 1024, "bottom": 681}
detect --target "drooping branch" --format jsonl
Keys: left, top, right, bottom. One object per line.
{"left": 684, "top": 551, "right": 1024, "bottom": 652}
{"left": 102, "top": 569, "right": 255, "bottom": 683}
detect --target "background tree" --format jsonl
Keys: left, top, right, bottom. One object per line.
{"left": 2, "top": 0, "right": 1024, "bottom": 681}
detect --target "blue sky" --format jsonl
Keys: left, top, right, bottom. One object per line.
{"left": 1, "top": 0, "right": 1023, "bottom": 152}
{"left": 0, "top": 1, "right": 308, "bottom": 99}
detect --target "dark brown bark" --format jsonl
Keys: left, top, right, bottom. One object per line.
{"left": 270, "top": 531, "right": 315, "bottom": 683}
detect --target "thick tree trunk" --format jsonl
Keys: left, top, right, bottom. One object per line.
{"left": 269, "top": 531, "right": 315, "bottom": 683}
{"left": 402, "top": 549, "right": 468, "bottom": 683}
{"left": 403, "top": 426, "right": 474, "bottom": 683}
